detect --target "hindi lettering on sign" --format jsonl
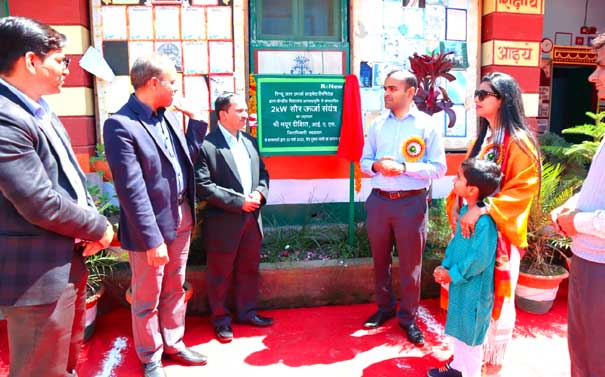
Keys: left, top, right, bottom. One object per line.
{"left": 520, "top": 48, "right": 532, "bottom": 60}
{"left": 493, "top": 41, "right": 539, "bottom": 67}
{"left": 497, "top": 46, "right": 513, "bottom": 61}
{"left": 498, "top": 0, "right": 541, "bottom": 13}
{"left": 256, "top": 75, "right": 345, "bottom": 155}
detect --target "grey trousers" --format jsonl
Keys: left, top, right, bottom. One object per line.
{"left": 1, "top": 272, "right": 86, "bottom": 377}
{"left": 129, "top": 201, "right": 193, "bottom": 364}
{"left": 568, "top": 255, "right": 605, "bottom": 377}
{"left": 365, "top": 190, "right": 427, "bottom": 327}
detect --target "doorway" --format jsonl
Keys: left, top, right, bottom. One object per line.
{"left": 550, "top": 65, "right": 597, "bottom": 142}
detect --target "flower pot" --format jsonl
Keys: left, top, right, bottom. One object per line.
{"left": 125, "top": 281, "right": 193, "bottom": 304}
{"left": 84, "top": 285, "right": 105, "bottom": 342}
{"left": 92, "top": 160, "right": 113, "bottom": 181}
{"left": 515, "top": 269, "right": 569, "bottom": 314}
{"left": 110, "top": 234, "right": 120, "bottom": 247}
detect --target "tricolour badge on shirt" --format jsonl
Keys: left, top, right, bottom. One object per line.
{"left": 479, "top": 143, "right": 504, "bottom": 164}
{"left": 401, "top": 136, "right": 425, "bottom": 162}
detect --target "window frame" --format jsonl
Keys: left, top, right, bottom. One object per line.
{"left": 1, "top": 0, "right": 8, "bottom": 17}
{"left": 251, "top": 0, "right": 346, "bottom": 43}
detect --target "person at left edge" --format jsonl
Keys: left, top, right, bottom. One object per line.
{"left": 103, "top": 53, "right": 208, "bottom": 377}
{"left": 0, "top": 16, "right": 114, "bottom": 377}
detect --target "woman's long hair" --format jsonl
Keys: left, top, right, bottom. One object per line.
{"left": 469, "top": 72, "right": 541, "bottom": 170}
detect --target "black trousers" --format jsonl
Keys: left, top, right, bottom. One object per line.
{"left": 2, "top": 272, "right": 87, "bottom": 377}
{"left": 206, "top": 213, "right": 262, "bottom": 327}
{"left": 365, "top": 190, "right": 427, "bottom": 327}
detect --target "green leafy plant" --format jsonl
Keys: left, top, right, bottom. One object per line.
{"left": 560, "top": 111, "right": 605, "bottom": 161}
{"left": 408, "top": 51, "right": 457, "bottom": 128}
{"left": 259, "top": 201, "right": 449, "bottom": 263}
{"left": 261, "top": 223, "right": 366, "bottom": 263}
{"left": 522, "top": 162, "right": 578, "bottom": 275}
{"left": 541, "top": 111, "right": 605, "bottom": 183}
{"left": 89, "top": 143, "right": 106, "bottom": 163}
{"left": 425, "top": 198, "right": 451, "bottom": 259}
{"left": 85, "top": 183, "right": 121, "bottom": 294}
{"left": 538, "top": 132, "right": 586, "bottom": 188}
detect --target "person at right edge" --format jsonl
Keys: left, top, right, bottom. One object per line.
{"left": 551, "top": 31, "right": 605, "bottom": 377}
{"left": 360, "top": 69, "right": 447, "bottom": 346}
{"left": 446, "top": 72, "right": 541, "bottom": 375}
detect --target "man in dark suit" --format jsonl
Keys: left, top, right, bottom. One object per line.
{"left": 195, "top": 92, "right": 272, "bottom": 343}
{"left": 104, "top": 53, "right": 208, "bottom": 377}
{"left": 0, "top": 17, "right": 114, "bottom": 377}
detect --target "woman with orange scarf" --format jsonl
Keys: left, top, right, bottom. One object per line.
{"left": 445, "top": 72, "right": 540, "bottom": 375}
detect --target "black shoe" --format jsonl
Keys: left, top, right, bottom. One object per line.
{"left": 427, "top": 362, "right": 462, "bottom": 377}
{"left": 237, "top": 314, "right": 274, "bottom": 327}
{"left": 402, "top": 322, "right": 425, "bottom": 345}
{"left": 363, "top": 310, "right": 396, "bottom": 328}
{"left": 215, "top": 324, "right": 234, "bottom": 342}
{"left": 165, "top": 347, "right": 208, "bottom": 366}
{"left": 143, "top": 361, "right": 167, "bottom": 377}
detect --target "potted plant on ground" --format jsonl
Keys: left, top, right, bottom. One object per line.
{"left": 515, "top": 162, "right": 576, "bottom": 314}
{"left": 84, "top": 183, "right": 123, "bottom": 340}
{"left": 84, "top": 249, "right": 119, "bottom": 341}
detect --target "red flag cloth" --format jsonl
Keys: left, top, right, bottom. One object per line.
{"left": 337, "top": 74, "right": 364, "bottom": 162}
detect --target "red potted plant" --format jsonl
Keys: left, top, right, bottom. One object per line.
{"left": 408, "top": 51, "right": 457, "bottom": 128}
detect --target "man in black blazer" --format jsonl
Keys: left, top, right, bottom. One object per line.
{"left": 104, "top": 53, "right": 208, "bottom": 377}
{"left": 0, "top": 17, "right": 114, "bottom": 377}
{"left": 195, "top": 92, "right": 272, "bottom": 342}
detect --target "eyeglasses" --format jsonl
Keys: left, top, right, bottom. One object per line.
{"left": 474, "top": 89, "right": 500, "bottom": 101}
{"left": 61, "top": 57, "right": 71, "bottom": 70}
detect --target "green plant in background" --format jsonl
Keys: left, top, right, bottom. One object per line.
{"left": 259, "top": 199, "right": 450, "bottom": 264}
{"left": 560, "top": 111, "right": 605, "bottom": 162}
{"left": 540, "top": 111, "right": 605, "bottom": 185}
{"left": 85, "top": 251, "right": 119, "bottom": 294}
{"left": 425, "top": 198, "right": 450, "bottom": 259}
{"left": 261, "top": 222, "right": 372, "bottom": 263}
{"left": 87, "top": 183, "right": 120, "bottom": 225}
{"left": 85, "top": 183, "right": 121, "bottom": 294}
{"left": 89, "top": 143, "right": 106, "bottom": 163}
{"left": 522, "top": 162, "right": 579, "bottom": 276}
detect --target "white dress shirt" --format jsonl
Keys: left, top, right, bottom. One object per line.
{"left": 219, "top": 124, "right": 252, "bottom": 196}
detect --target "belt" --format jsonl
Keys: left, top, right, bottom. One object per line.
{"left": 373, "top": 188, "right": 426, "bottom": 200}
{"left": 177, "top": 192, "right": 187, "bottom": 205}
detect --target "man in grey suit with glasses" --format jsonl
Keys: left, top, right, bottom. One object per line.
{"left": 0, "top": 17, "right": 114, "bottom": 377}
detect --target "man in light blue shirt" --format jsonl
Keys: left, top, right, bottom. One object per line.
{"left": 360, "top": 70, "right": 446, "bottom": 345}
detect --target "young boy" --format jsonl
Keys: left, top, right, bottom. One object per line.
{"left": 428, "top": 158, "right": 502, "bottom": 377}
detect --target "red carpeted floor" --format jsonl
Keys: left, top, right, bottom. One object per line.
{"left": 0, "top": 297, "right": 569, "bottom": 377}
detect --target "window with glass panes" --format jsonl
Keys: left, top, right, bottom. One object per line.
{"left": 256, "top": 0, "right": 342, "bottom": 41}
